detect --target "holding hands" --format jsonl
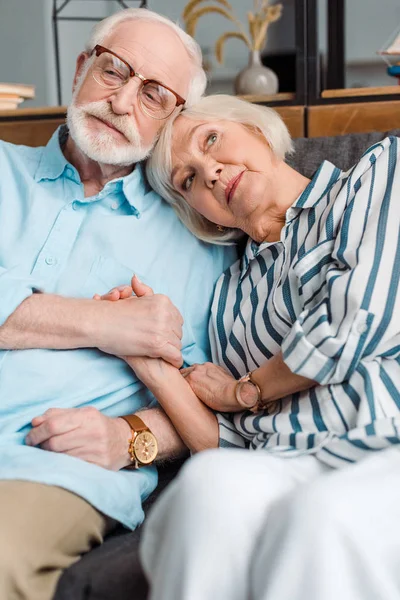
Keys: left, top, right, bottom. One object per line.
{"left": 94, "top": 275, "right": 184, "bottom": 369}
{"left": 97, "top": 279, "right": 242, "bottom": 412}
{"left": 96, "top": 275, "right": 174, "bottom": 381}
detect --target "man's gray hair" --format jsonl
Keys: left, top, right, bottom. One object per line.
{"left": 85, "top": 8, "right": 207, "bottom": 106}
{"left": 146, "top": 94, "right": 294, "bottom": 245}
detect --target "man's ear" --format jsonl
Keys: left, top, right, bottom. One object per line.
{"left": 72, "top": 52, "right": 89, "bottom": 94}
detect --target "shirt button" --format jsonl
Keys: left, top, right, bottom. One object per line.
{"left": 357, "top": 321, "right": 368, "bottom": 334}
{"left": 45, "top": 256, "right": 57, "bottom": 266}
{"left": 111, "top": 201, "right": 119, "bottom": 210}
{"left": 72, "top": 202, "right": 79, "bottom": 211}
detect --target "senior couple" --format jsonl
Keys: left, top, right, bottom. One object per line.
{"left": 1, "top": 6, "right": 399, "bottom": 600}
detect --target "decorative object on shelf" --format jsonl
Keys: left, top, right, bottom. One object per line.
{"left": 378, "top": 25, "right": 400, "bottom": 84}
{"left": 182, "top": 0, "right": 283, "bottom": 95}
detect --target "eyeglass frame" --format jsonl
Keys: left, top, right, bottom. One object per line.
{"left": 90, "top": 44, "right": 186, "bottom": 119}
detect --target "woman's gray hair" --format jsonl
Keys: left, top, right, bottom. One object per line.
{"left": 146, "top": 94, "right": 294, "bottom": 245}
{"left": 85, "top": 8, "right": 207, "bottom": 106}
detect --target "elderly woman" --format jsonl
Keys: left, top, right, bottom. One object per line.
{"left": 108, "top": 95, "right": 400, "bottom": 600}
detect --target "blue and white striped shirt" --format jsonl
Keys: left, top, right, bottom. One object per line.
{"left": 212, "top": 136, "right": 400, "bottom": 468}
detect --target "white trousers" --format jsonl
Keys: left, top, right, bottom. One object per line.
{"left": 140, "top": 447, "right": 400, "bottom": 600}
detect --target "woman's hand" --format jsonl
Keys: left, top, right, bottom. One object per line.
{"left": 180, "top": 363, "right": 240, "bottom": 412}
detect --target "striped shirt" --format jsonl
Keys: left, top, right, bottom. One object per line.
{"left": 211, "top": 136, "right": 400, "bottom": 468}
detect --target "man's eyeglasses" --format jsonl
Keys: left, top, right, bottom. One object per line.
{"left": 90, "top": 45, "right": 186, "bottom": 120}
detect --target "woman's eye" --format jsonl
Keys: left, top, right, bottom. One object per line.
{"left": 206, "top": 133, "right": 218, "bottom": 147}
{"left": 182, "top": 174, "right": 194, "bottom": 191}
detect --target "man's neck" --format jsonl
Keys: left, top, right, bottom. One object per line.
{"left": 64, "top": 135, "right": 135, "bottom": 197}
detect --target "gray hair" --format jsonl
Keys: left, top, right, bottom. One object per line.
{"left": 146, "top": 94, "right": 294, "bottom": 245}
{"left": 85, "top": 8, "right": 207, "bottom": 106}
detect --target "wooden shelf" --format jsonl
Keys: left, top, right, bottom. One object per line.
{"left": 239, "top": 92, "right": 295, "bottom": 104}
{"left": 321, "top": 86, "right": 400, "bottom": 99}
{"left": 0, "top": 105, "right": 67, "bottom": 119}
{"left": 308, "top": 100, "right": 400, "bottom": 137}
{"left": 0, "top": 106, "right": 67, "bottom": 147}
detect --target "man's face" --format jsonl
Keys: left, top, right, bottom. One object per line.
{"left": 67, "top": 19, "right": 193, "bottom": 166}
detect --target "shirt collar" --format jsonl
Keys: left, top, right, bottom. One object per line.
{"left": 240, "top": 237, "right": 279, "bottom": 280}
{"left": 239, "top": 160, "right": 342, "bottom": 280}
{"left": 121, "top": 162, "right": 154, "bottom": 214}
{"left": 34, "top": 125, "right": 70, "bottom": 182}
{"left": 34, "top": 126, "right": 156, "bottom": 215}
{"left": 292, "top": 160, "right": 342, "bottom": 211}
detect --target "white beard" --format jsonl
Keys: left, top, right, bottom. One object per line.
{"left": 67, "top": 99, "right": 155, "bottom": 167}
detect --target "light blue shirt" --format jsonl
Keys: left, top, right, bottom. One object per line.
{"left": 214, "top": 137, "right": 400, "bottom": 467}
{"left": 0, "top": 127, "right": 236, "bottom": 529}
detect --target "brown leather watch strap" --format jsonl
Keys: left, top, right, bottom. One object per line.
{"left": 120, "top": 414, "right": 149, "bottom": 433}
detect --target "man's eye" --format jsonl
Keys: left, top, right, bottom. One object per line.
{"left": 206, "top": 133, "right": 218, "bottom": 146}
{"left": 182, "top": 174, "right": 194, "bottom": 191}
{"left": 103, "top": 69, "right": 124, "bottom": 81}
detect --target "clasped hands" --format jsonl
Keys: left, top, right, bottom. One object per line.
{"left": 96, "top": 278, "right": 239, "bottom": 412}
{"left": 25, "top": 276, "right": 239, "bottom": 468}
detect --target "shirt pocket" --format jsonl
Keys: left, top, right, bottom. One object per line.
{"left": 292, "top": 239, "right": 336, "bottom": 309}
{"left": 82, "top": 255, "right": 149, "bottom": 298}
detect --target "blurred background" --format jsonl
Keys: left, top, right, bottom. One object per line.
{"left": 0, "top": 0, "right": 398, "bottom": 107}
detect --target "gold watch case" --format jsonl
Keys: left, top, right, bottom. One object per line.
{"left": 121, "top": 414, "right": 159, "bottom": 468}
{"left": 132, "top": 431, "right": 158, "bottom": 466}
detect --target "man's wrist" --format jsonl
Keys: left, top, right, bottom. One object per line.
{"left": 82, "top": 298, "right": 112, "bottom": 349}
{"left": 116, "top": 417, "right": 134, "bottom": 469}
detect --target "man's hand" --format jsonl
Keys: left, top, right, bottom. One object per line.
{"left": 180, "top": 362, "right": 241, "bottom": 412}
{"left": 25, "top": 407, "right": 132, "bottom": 470}
{"left": 93, "top": 275, "right": 184, "bottom": 369}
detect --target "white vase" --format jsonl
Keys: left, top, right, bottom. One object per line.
{"left": 234, "top": 50, "right": 278, "bottom": 96}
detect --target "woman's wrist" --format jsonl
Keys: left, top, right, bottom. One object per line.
{"left": 248, "top": 369, "right": 268, "bottom": 403}
{"left": 234, "top": 373, "right": 262, "bottom": 411}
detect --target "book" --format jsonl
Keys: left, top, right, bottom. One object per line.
{"left": 0, "top": 82, "right": 35, "bottom": 99}
{"left": 0, "top": 92, "right": 24, "bottom": 100}
{"left": 0, "top": 96, "right": 25, "bottom": 110}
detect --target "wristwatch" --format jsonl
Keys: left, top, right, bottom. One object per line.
{"left": 235, "top": 372, "right": 263, "bottom": 412}
{"left": 120, "top": 414, "right": 158, "bottom": 469}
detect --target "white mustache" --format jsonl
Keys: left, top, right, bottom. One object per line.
{"left": 81, "top": 101, "right": 141, "bottom": 145}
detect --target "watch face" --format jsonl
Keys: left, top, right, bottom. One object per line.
{"left": 133, "top": 432, "right": 158, "bottom": 465}
{"left": 236, "top": 381, "right": 259, "bottom": 409}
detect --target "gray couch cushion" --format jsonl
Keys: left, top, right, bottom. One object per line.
{"left": 289, "top": 129, "right": 400, "bottom": 178}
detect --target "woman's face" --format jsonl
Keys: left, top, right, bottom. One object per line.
{"left": 170, "top": 116, "right": 280, "bottom": 240}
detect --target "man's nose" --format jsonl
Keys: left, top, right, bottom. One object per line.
{"left": 108, "top": 78, "right": 141, "bottom": 116}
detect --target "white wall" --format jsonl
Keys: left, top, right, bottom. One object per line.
{"left": 0, "top": 0, "right": 49, "bottom": 107}
{"left": 0, "top": 0, "right": 113, "bottom": 107}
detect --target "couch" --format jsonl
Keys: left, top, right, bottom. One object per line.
{"left": 53, "top": 127, "right": 400, "bottom": 600}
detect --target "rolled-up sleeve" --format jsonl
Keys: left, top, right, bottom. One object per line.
{"left": 282, "top": 136, "right": 400, "bottom": 385}
{"left": 0, "top": 266, "right": 43, "bottom": 326}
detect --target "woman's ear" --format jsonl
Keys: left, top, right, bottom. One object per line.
{"left": 72, "top": 52, "right": 89, "bottom": 94}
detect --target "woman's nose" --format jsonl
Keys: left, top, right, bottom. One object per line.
{"left": 205, "top": 163, "right": 222, "bottom": 188}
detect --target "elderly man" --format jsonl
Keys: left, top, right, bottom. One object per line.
{"left": 0, "top": 8, "right": 235, "bottom": 600}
